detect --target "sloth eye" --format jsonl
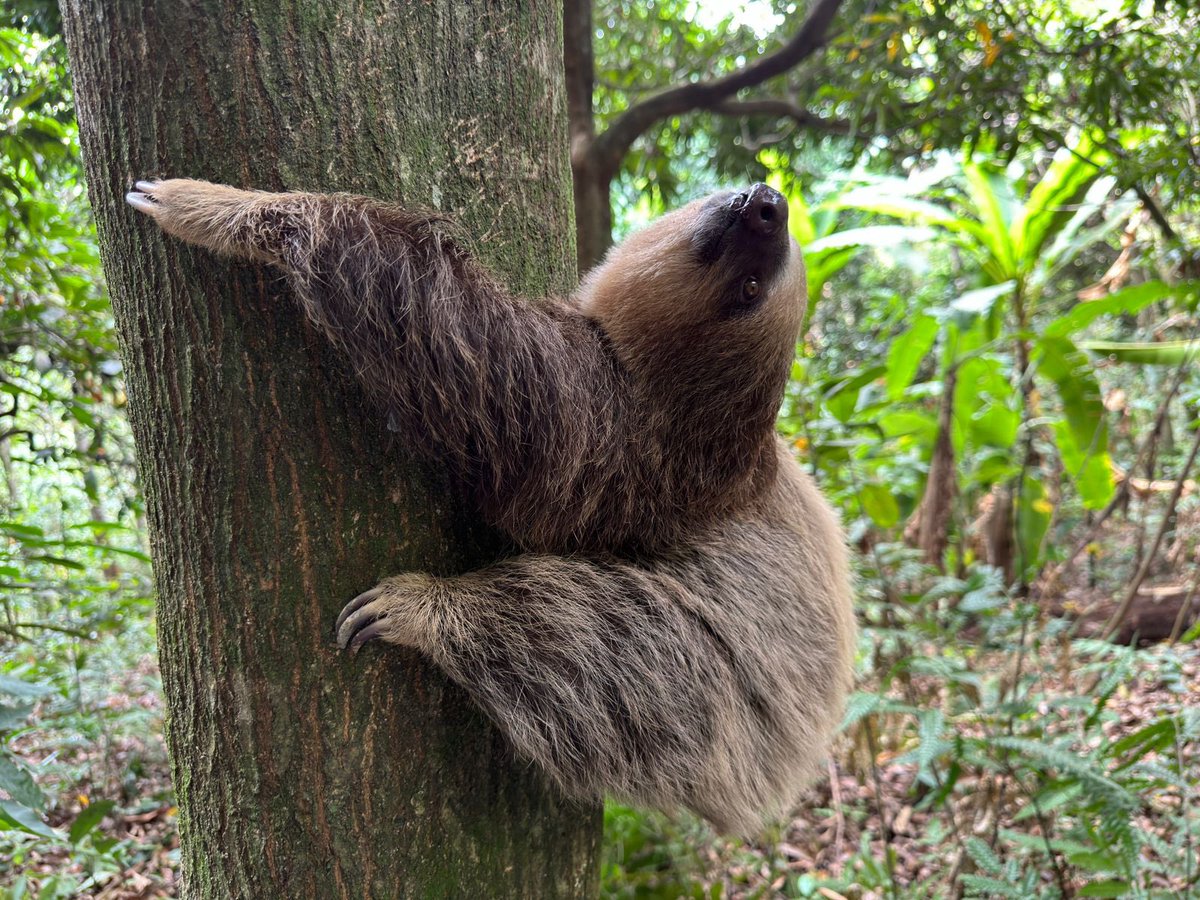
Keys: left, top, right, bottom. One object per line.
{"left": 742, "top": 277, "right": 761, "bottom": 301}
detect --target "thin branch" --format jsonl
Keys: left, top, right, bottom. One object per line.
{"left": 1037, "top": 357, "right": 1190, "bottom": 596}
{"left": 588, "top": 0, "right": 847, "bottom": 176}
{"left": 1168, "top": 561, "right": 1200, "bottom": 644}
{"left": 1102, "top": 418, "right": 1200, "bottom": 641}
{"left": 712, "top": 98, "right": 852, "bottom": 133}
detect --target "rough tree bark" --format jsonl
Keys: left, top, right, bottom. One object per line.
{"left": 59, "top": 2, "right": 601, "bottom": 896}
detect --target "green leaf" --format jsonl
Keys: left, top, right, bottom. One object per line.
{"left": 963, "top": 161, "right": 1017, "bottom": 273}
{"left": 0, "top": 799, "right": 58, "bottom": 839}
{"left": 1016, "top": 138, "right": 1102, "bottom": 263}
{"left": 964, "top": 836, "right": 1004, "bottom": 875}
{"left": 805, "top": 225, "right": 936, "bottom": 254}
{"left": 880, "top": 410, "right": 937, "bottom": 442}
{"left": 1108, "top": 717, "right": 1179, "bottom": 768}
{"left": 0, "top": 675, "right": 54, "bottom": 700}
{"left": 954, "top": 356, "right": 1017, "bottom": 452}
{"left": 859, "top": 484, "right": 900, "bottom": 528}
{"left": 0, "top": 703, "right": 34, "bottom": 732}
{"left": 1013, "top": 782, "right": 1084, "bottom": 821}
{"left": 1038, "top": 337, "right": 1114, "bottom": 509}
{"left": 836, "top": 189, "right": 983, "bottom": 238}
{"left": 839, "top": 692, "right": 881, "bottom": 730}
{"left": 1044, "top": 281, "right": 1173, "bottom": 338}
{"left": 916, "top": 708, "right": 945, "bottom": 775}
{"left": 69, "top": 799, "right": 115, "bottom": 844}
{"left": 0, "top": 754, "right": 42, "bottom": 810}
{"left": 991, "top": 736, "right": 1138, "bottom": 809}
{"left": 28, "top": 554, "right": 87, "bottom": 571}
{"left": 822, "top": 366, "right": 885, "bottom": 423}
{"left": 886, "top": 315, "right": 939, "bottom": 399}
{"left": 1081, "top": 339, "right": 1200, "bottom": 366}
{"left": 1079, "top": 880, "right": 1131, "bottom": 897}
{"left": 951, "top": 281, "right": 1015, "bottom": 316}
{"left": 1016, "top": 478, "right": 1052, "bottom": 576}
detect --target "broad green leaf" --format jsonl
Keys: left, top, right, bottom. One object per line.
{"left": 1038, "top": 337, "right": 1114, "bottom": 509}
{"left": 1016, "top": 478, "right": 1052, "bottom": 576}
{"left": 785, "top": 191, "right": 816, "bottom": 245}
{"left": 0, "top": 800, "right": 58, "bottom": 839}
{"left": 1016, "top": 137, "right": 1102, "bottom": 262}
{"left": 963, "top": 161, "right": 1017, "bottom": 273}
{"left": 805, "top": 225, "right": 936, "bottom": 254}
{"left": 954, "top": 356, "right": 1017, "bottom": 452}
{"left": 1082, "top": 339, "right": 1200, "bottom": 365}
{"left": 951, "top": 280, "right": 1015, "bottom": 316}
{"left": 69, "top": 799, "right": 116, "bottom": 844}
{"left": 1079, "top": 881, "right": 1131, "bottom": 898}
{"left": 0, "top": 676, "right": 54, "bottom": 700}
{"left": 1039, "top": 186, "right": 1135, "bottom": 286}
{"left": 836, "top": 189, "right": 988, "bottom": 244}
{"left": 822, "top": 366, "right": 885, "bottom": 423}
{"left": 880, "top": 410, "right": 937, "bottom": 443}
{"left": 1044, "top": 281, "right": 1171, "bottom": 338}
{"left": 0, "top": 754, "right": 42, "bottom": 810}
{"left": 859, "top": 484, "right": 900, "bottom": 528}
{"left": 886, "top": 315, "right": 939, "bottom": 399}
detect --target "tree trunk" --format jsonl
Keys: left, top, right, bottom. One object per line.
{"left": 563, "top": 0, "right": 614, "bottom": 272}
{"left": 572, "top": 163, "right": 616, "bottom": 273}
{"left": 59, "top": 2, "right": 601, "bottom": 897}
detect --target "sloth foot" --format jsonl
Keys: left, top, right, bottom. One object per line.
{"left": 334, "top": 575, "right": 434, "bottom": 654}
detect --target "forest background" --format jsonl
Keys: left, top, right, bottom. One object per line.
{"left": 1, "top": 0, "right": 1198, "bottom": 896}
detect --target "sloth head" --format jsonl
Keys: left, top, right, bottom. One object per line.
{"left": 576, "top": 183, "right": 806, "bottom": 418}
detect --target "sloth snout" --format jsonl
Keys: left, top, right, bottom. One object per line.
{"left": 739, "top": 183, "right": 787, "bottom": 237}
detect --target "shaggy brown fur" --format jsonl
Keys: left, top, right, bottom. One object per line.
{"left": 127, "top": 177, "right": 855, "bottom": 835}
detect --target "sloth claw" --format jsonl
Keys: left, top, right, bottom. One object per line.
{"left": 336, "top": 586, "right": 382, "bottom": 634}
{"left": 126, "top": 179, "right": 164, "bottom": 216}
{"left": 335, "top": 586, "right": 387, "bottom": 652}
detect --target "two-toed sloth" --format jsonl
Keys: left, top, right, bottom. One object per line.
{"left": 127, "top": 177, "right": 855, "bottom": 835}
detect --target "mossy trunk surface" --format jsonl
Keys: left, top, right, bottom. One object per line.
{"left": 58, "top": 2, "right": 601, "bottom": 896}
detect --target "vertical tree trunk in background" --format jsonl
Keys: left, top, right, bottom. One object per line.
{"left": 59, "top": 2, "right": 601, "bottom": 896}
{"left": 564, "top": 0, "right": 615, "bottom": 272}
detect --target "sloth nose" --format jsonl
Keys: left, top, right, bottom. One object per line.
{"left": 740, "top": 183, "right": 787, "bottom": 237}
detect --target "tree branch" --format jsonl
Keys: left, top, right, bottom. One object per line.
{"left": 711, "top": 99, "right": 854, "bottom": 134}
{"left": 588, "top": 0, "right": 847, "bottom": 177}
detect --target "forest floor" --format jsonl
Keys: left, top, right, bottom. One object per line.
{"left": 6, "top": 621, "right": 1198, "bottom": 899}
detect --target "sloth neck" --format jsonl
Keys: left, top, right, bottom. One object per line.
{"left": 635, "top": 341, "right": 792, "bottom": 519}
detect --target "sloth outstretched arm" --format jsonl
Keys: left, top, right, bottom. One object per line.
{"left": 126, "top": 179, "right": 625, "bottom": 541}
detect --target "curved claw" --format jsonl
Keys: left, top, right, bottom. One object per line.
{"left": 347, "top": 620, "right": 391, "bottom": 653}
{"left": 335, "top": 586, "right": 383, "bottom": 635}
{"left": 126, "top": 180, "right": 165, "bottom": 216}
{"left": 125, "top": 192, "right": 158, "bottom": 214}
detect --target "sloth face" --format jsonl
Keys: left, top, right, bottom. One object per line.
{"left": 687, "top": 184, "right": 798, "bottom": 320}
{"left": 576, "top": 183, "right": 807, "bottom": 390}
